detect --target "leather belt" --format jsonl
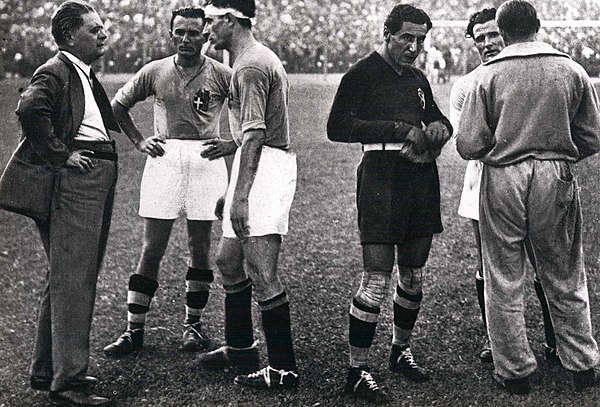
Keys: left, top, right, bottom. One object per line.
{"left": 362, "top": 143, "right": 405, "bottom": 151}
{"left": 72, "top": 140, "right": 118, "bottom": 161}
{"left": 81, "top": 150, "right": 118, "bottom": 161}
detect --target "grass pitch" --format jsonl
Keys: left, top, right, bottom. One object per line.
{"left": 0, "top": 74, "right": 599, "bottom": 406}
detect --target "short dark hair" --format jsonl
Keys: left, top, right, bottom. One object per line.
{"left": 384, "top": 4, "right": 432, "bottom": 36}
{"left": 170, "top": 7, "right": 205, "bottom": 30}
{"left": 204, "top": 0, "right": 255, "bottom": 28}
{"left": 465, "top": 8, "right": 496, "bottom": 39}
{"left": 51, "top": 1, "right": 95, "bottom": 45}
{"left": 497, "top": 0, "right": 540, "bottom": 39}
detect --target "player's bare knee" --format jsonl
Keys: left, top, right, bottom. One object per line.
{"left": 188, "top": 240, "right": 210, "bottom": 259}
{"left": 220, "top": 272, "right": 249, "bottom": 289}
{"left": 139, "top": 244, "right": 167, "bottom": 268}
{"left": 253, "top": 280, "right": 285, "bottom": 303}
{"left": 215, "top": 259, "right": 244, "bottom": 287}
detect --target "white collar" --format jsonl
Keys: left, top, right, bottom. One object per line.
{"left": 484, "top": 42, "right": 570, "bottom": 66}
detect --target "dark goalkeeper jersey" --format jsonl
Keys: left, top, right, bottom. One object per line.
{"left": 327, "top": 51, "right": 451, "bottom": 144}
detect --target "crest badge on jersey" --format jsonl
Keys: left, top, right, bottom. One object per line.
{"left": 193, "top": 89, "right": 211, "bottom": 112}
{"left": 417, "top": 88, "right": 426, "bottom": 110}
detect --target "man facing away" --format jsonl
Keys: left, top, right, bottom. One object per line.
{"left": 196, "top": 0, "right": 300, "bottom": 391}
{"left": 449, "top": 7, "right": 557, "bottom": 365}
{"left": 457, "top": 0, "right": 600, "bottom": 395}
{"left": 328, "top": 3, "right": 452, "bottom": 402}
{"left": 16, "top": 1, "right": 120, "bottom": 405}
{"left": 103, "top": 7, "right": 232, "bottom": 356}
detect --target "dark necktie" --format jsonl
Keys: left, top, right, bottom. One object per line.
{"left": 89, "top": 69, "right": 120, "bottom": 133}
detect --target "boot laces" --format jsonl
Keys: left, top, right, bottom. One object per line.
{"left": 246, "top": 366, "right": 297, "bottom": 387}
{"left": 119, "top": 330, "right": 134, "bottom": 344}
{"left": 183, "top": 323, "right": 201, "bottom": 337}
{"left": 247, "top": 367, "right": 272, "bottom": 387}
{"left": 401, "top": 347, "right": 419, "bottom": 369}
{"left": 356, "top": 370, "right": 379, "bottom": 392}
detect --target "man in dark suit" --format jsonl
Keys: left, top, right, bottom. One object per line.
{"left": 14, "top": 2, "right": 120, "bottom": 405}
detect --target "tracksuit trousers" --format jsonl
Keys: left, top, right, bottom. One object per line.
{"left": 480, "top": 158, "right": 599, "bottom": 380}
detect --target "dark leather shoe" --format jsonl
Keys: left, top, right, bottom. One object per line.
{"left": 31, "top": 375, "right": 99, "bottom": 391}
{"left": 49, "top": 388, "right": 110, "bottom": 406}
{"left": 492, "top": 372, "right": 530, "bottom": 395}
{"left": 103, "top": 329, "right": 143, "bottom": 356}
{"left": 574, "top": 368, "right": 599, "bottom": 391}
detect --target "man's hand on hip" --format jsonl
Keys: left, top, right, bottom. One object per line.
{"left": 66, "top": 149, "right": 95, "bottom": 173}
{"left": 138, "top": 136, "right": 166, "bottom": 157}
{"left": 201, "top": 139, "right": 238, "bottom": 160}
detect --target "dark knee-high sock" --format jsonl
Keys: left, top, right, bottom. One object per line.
{"left": 224, "top": 278, "right": 254, "bottom": 349}
{"left": 185, "top": 267, "right": 213, "bottom": 325}
{"left": 127, "top": 275, "right": 159, "bottom": 331}
{"left": 349, "top": 297, "right": 380, "bottom": 367}
{"left": 392, "top": 283, "right": 422, "bottom": 349}
{"left": 476, "top": 271, "right": 487, "bottom": 328}
{"left": 534, "top": 279, "right": 556, "bottom": 348}
{"left": 259, "top": 292, "right": 297, "bottom": 372}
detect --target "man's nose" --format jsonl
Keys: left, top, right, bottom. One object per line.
{"left": 181, "top": 32, "right": 197, "bottom": 44}
{"left": 408, "top": 39, "right": 418, "bottom": 52}
{"left": 202, "top": 23, "right": 211, "bottom": 37}
{"left": 98, "top": 28, "right": 107, "bottom": 40}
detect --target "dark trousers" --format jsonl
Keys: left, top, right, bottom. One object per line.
{"left": 31, "top": 155, "right": 117, "bottom": 392}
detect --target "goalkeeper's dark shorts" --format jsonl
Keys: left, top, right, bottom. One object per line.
{"left": 356, "top": 151, "right": 443, "bottom": 245}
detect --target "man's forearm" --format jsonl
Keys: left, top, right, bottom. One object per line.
{"left": 327, "top": 113, "right": 417, "bottom": 144}
{"left": 233, "top": 129, "right": 265, "bottom": 202}
{"left": 111, "top": 101, "right": 144, "bottom": 147}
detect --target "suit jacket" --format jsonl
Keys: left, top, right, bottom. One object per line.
{"left": 14, "top": 52, "right": 120, "bottom": 167}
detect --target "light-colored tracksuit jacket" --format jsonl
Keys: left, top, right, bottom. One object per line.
{"left": 456, "top": 41, "right": 600, "bottom": 165}
{"left": 455, "top": 41, "right": 600, "bottom": 381}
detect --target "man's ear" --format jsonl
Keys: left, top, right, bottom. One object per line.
{"left": 63, "top": 30, "right": 74, "bottom": 46}
{"left": 498, "top": 28, "right": 510, "bottom": 44}
{"left": 225, "top": 13, "right": 235, "bottom": 26}
{"left": 383, "top": 26, "right": 391, "bottom": 42}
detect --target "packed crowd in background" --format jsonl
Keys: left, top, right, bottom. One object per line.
{"left": 1, "top": 0, "right": 600, "bottom": 77}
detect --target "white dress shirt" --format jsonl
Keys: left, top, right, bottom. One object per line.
{"left": 62, "top": 51, "right": 109, "bottom": 141}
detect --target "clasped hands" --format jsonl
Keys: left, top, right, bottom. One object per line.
{"left": 404, "top": 121, "right": 450, "bottom": 155}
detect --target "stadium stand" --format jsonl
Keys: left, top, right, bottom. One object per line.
{"left": 1, "top": 0, "right": 599, "bottom": 76}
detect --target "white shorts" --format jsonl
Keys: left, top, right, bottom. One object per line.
{"left": 139, "top": 139, "right": 228, "bottom": 220}
{"left": 222, "top": 146, "right": 297, "bottom": 238}
{"left": 458, "top": 160, "right": 483, "bottom": 221}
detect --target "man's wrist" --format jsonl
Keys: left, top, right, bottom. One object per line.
{"left": 131, "top": 136, "right": 144, "bottom": 149}
{"left": 232, "top": 195, "right": 249, "bottom": 203}
{"left": 394, "top": 121, "right": 413, "bottom": 142}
